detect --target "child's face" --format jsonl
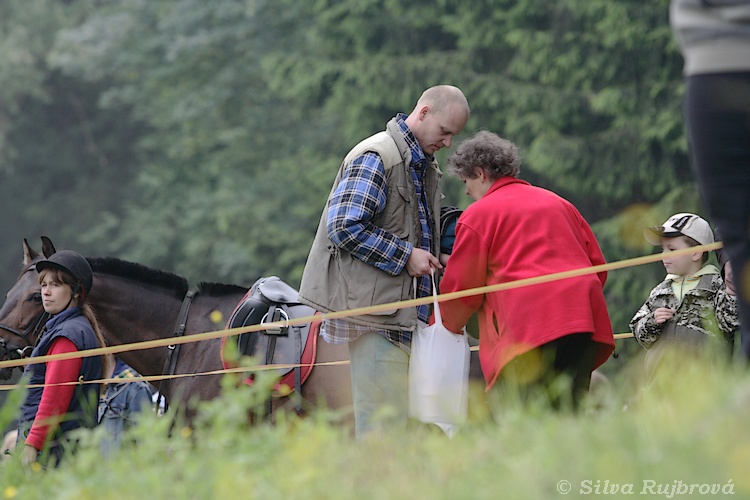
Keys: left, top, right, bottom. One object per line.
{"left": 661, "top": 236, "right": 702, "bottom": 276}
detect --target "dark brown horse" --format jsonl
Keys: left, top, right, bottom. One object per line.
{"left": 0, "top": 238, "right": 353, "bottom": 422}
{"left": 1, "top": 238, "right": 487, "bottom": 425}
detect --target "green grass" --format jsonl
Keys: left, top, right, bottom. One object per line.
{"left": 1, "top": 356, "right": 749, "bottom": 500}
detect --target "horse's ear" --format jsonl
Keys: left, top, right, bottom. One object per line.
{"left": 23, "top": 239, "right": 38, "bottom": 265}
{"left": 41, "top": 236, "right": 56, "bottom": 258}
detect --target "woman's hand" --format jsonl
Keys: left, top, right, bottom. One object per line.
{"left": 20, "top": 443, "right": 38, "bottom": 466}
{"left": 723, "top": 261, "right": 736, "bottom": 295}
{"left": 439, "top": 253, "right": 450, "bottom": 267}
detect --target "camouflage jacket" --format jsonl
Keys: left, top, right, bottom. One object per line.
{"left": 629, "top": 271, "right": 739, "bottom": 350}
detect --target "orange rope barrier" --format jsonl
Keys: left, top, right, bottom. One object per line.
{"left": 0, "top": 242, "right": 717, "bottom": 388}
{"left": 0, "top": 359, "right": 352, "bottom": 392}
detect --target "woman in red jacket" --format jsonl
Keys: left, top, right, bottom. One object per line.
{"left": 439, "top": 131, "right": 614, "bottom": 413}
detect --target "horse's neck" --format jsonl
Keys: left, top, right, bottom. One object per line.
{"left": 93, "top": 277, "right": 182, "bottom": 340}
{"left": 186, "top": 292, "right": 249, "bottom": 336}
{"left": 89, "top": 275, "right": 184, "bottom": 376}
{"left": 89, "top": 274, "right": 247, "bottom": 377}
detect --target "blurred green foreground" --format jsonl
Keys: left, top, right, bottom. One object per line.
{"left": 1, "top": 352, "right": 748, "bottom": 500}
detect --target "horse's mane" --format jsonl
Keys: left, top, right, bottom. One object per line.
{"left": 86, "top": 257, "right": 249, "bottom": 299}
{"left": 87, "top": 257, "right": 189, "bottom": 299}
{"left": 197, "top": 282, "right": 248, "bottom": 296}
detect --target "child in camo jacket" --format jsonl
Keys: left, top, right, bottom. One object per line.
{"left": 630, "top": 213, "right": 739, "bottom": 376}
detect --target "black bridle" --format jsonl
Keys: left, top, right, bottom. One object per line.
{"left": 0, "top": 311, "right": 50, "bottom": 357}
{"left": 0, "top": 264, "right": 48, "bottom": 357}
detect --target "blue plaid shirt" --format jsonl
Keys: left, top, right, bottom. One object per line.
{"left": 321, "top": 114, "right": 435, "bottom": 352}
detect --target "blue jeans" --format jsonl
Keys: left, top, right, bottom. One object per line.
{"left": 98, "top": 380, "right": 153, "bottom": 457}
{"left": 348, "top": 332, "right": 409, "bottom": 439}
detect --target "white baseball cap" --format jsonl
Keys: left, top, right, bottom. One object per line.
{"left": 643, "top": 213, "right": 714, "bottom": 246}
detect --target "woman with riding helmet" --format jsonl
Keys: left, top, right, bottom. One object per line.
{"left": 17, "top": 250, "right": 113, "bottom": 467}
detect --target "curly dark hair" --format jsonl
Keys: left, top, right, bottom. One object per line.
{"left": 447, "top": 130, "right": 521, "bottom": 180}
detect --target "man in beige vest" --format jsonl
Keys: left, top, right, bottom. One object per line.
{"left": 299, "top": 85, "right": 469, "bottom": 438}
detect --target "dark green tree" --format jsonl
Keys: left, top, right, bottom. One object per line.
{"left": 256, "top": 0, "right": 697, "bottom": 344}
{"left": 0, "top": 0, "right": 142, "bottom": 293}
{"left": 2, "top": 0, "right": 702, "bottom": 375}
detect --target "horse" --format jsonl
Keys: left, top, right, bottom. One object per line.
{"left": 0, "top": 237, "right": 354, "bottom": 423}
{"left": 1, "top": 237, "right": 487, "bottom": 426}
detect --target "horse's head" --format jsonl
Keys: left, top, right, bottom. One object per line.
{"left": 0, "top": 237, "right": 56, "bottom": 379}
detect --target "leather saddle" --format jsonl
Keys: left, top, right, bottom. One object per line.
{"left": 228, "top": 276, "right": 316, "bottom": 380}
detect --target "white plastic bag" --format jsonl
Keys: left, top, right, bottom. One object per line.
{"left": 408, "top": 274, "right": 470, "bottom": 436}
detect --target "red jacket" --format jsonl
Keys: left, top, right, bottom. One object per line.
{"left": 439, "top": 177, "right": 615, "bottom": 390}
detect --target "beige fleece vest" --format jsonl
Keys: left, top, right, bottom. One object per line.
{"left": 298, "top": 118, "right": 441, "bottom": 331}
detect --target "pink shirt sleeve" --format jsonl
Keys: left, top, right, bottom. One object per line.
{"left": 25, "top": 337, "right": 82, "bottom": 451}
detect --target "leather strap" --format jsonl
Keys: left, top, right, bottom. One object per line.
{"left": 293, "top": 324, "right": 302, "bottom": 413}
{"left": 264, "top": 305, "right": 283, "bottom": 418}
{"left": 0, "top": 311, "right": 50, "bottom": 356}
{"left": 158, "top": 291, "right": 195, "bottom": 413}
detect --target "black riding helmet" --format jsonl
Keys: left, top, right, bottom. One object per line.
{"left": 35, "top": 250, "right": 93, "bottom": 301}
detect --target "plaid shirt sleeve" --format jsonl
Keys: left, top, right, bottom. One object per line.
{"left": 326, "top": 152, "right": 411, "bottom": 275}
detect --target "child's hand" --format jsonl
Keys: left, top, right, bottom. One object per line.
{"left": 653, "top": 307, "right": 674, "bottom": 324}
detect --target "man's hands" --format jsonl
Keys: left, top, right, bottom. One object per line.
{"left": 406, "top": 248, "right": 442, "bottom": 277}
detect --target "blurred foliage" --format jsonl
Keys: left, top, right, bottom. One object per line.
{"left": 0, "top": 0, "right": 708, "bottom": 376}
{"left": 1, "top": 352, "right": 749, "bottom": 498}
